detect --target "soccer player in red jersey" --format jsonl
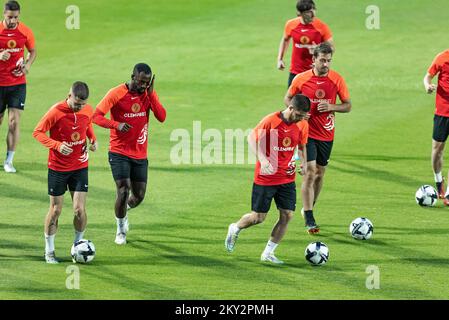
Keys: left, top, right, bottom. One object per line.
{"left": 0, "top": 1, "right": 36, "bottom": 173}
{"left": 284, "top": 42, "right": 351, "bottom": 234}
{"left": 424, "top": 49, "right": 449, "bottom": 203}
{"left": 225, "top": 94, "right": 310, "bottom": 264}
{"left": 93, "top": 63, "right": 166, "bottom": 245}
{"left": 277, "top": 0, "right": 333, "bottom": 87}
{"left": 33, "top": 82, "right": 97, "bottom": 264}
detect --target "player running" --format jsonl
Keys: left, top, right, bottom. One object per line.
{"left": 277, "top": 0, "right": 333, "bottom": 87}
{"left": 284, "top": 42, "right": 351, "bottom": 234}
{"left": 423, "top": 49, "right": 449, "bottom": 203}
{"left": 33, "top": 82, "right": 97, "bottom": 264}
{"left": 225, "top": 94, "right": 310, "bottom": 264}
{"left": 93, "top": 63, "right": 166, "bottom": 245}
{"left": 0, "top": 0, "right": 36, "bottom": 173}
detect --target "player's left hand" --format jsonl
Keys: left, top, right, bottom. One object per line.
{"left": 147, "top": 74, "right": 155, "bottom": 95}
{"left": 89, "top": 140, "right": 98, "bottom": 152}
{"left": 317, "top": 102, "right": 333, "bottom": 113}
{"left": 12, "top": 64, "right": 29, "bottom": 77}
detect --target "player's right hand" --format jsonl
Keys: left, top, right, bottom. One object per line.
{"left": 117, "top": 122, "right": 132, "bottom": 132}
{"left": 0, "top": 50, "right": 11, "bottom": 61}
{"left": 277, "top": 60, "right": 285, "bottom": 70}
{"left": 59, "top": 142, "right": 73, "bottom": 155}
{"left": 426, "top": 84, "right": 437, "bottom": 94}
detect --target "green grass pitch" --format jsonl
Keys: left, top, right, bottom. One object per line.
{"left": 1, "top": 0, "right": 449, "bottom": 299}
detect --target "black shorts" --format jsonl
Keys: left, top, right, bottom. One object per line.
{"left": 48, "top": 168, "right": 88, "bottom": 196}
{"left": 288, "top": 73, "right": 298, "bottom": 88}
{"left": 306, "top": 138, "right": 333, "bottom": 167}
{"left": 433, "top": 115, "right": 449, "bottom": 142}
{"left": 251, "top": 182, "right": 296, "bottom": 213}
{"left": 109, "top": 152, "right": 148, "bottom": 182}
{"left": 0, "top": 84, "right": 26, "bottom": 114}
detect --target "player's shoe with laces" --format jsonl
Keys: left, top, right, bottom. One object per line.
{"left": 3, "top": 161, "right": 16, "bottom": 173}
{"left": 436, "top": 180, "right": 445, "bottom": 199}
{"left": 115, "top": 232, "right": 127, "bottom": 245}
{"left": 301, "top": 208, "right": 320, "bottom": 234}
{"left": 260, "top": 252, "right": 284, "bottom": 264}
{"left": 44, "top": 251, "right": 59, "bottom": 264}
{"left": 225, "top": 223, "right": 239, "bottom": 252}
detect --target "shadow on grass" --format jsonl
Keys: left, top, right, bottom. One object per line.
{"left": 331, "top": 157, "right": 423, "bottom": 188}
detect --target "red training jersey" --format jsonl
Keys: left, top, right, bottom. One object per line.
{"left": 93, "top": 84, "right": 167, "bottom": 160}
{"left": 288, "top": 69, "right": 349, "bottom": 142}
{"left": 284, "top": 17, "right": 332, "bottom": 74}
{"left": 253, "top": 112, "right": 309, "bottom": 186}
{"left": 33, "top": 100, "right": 96, "bottom": 172}
{"left": 428, "top": 49, "right": 449, "bottom": 117}
{"left": 0, "top": 21, "right": 35, "bottom": 87}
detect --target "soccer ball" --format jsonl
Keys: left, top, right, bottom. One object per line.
{"left": 415, "top": 185, "right": 438, "bottom": 207}
{"left": 349, "top": 217, "right": 374, "bottom": 240}
{"left": 71, "top": 239, "right": 95, "bottom": 263}
{"left": 304, "top": 242, "right": 329, "bottom": 266}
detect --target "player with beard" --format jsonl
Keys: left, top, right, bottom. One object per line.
{"left": 93, "top": 63, "right": 166, "bottom": 245}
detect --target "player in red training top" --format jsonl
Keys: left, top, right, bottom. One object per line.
{"left": 284, "top": 42, "right": 351, "bottom": 234}
{"left": 33, "top": 82, "right": 97, "bottom": 264}
{"left": 225, "top": 94, "right": 310, "bottom": 264}
{"left": 277, "top": 0, "right": 333, "bottom": 87}
{"left": 0, "top": 1, "right": 36, "bottom": 173}
{"left": 93, "top": 63, "right": 166, "bottom": 245}
{"left": 423, "top": 49, "right": 449, "bottom": 204}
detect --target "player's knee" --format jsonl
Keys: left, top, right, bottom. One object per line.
{"left": 135, "top": 189, "right": 146, "bottom": 203}
{"left": 8, "top": 117, "right": 18, "bottom": 131}
{"left": 253, "top": 212, "right": 266, "bottom": 224}
{"left": 73, "top": 207, "right": 86, "bottom": 219}
{"left": 280, "top": 210, "right": 294, "bottom": 223}
{"left": 304, "top": 172, "right": 315, "bottom": 185}
{"left": 50, "top": 206, "right": 62, "bottom": 218}
{"left": 117, "top": 185, "right": 130, "bottom": 199}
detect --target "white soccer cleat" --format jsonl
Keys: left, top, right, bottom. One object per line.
{"left": 260, "top": 253, "right": 284, "bottom": 264}
{"left": 3, "top": 161, "right": 16, "bottom": 173}
{"left": 115, "top": 232, "right": 127, "bottom": 245}
{"left": 45, "top": 251, "right": 59, "bottom": 264}
{"left": 225, "top": 223, "right": 239, "bottom": 253}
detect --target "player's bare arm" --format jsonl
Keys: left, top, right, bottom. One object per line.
{"left": 247, "top": 133, "right": 274, "bottom": 175}
{"left": 22, "top": 48, "right": 36, "bottom": 74}
{"left": 423, "top": 73, "right": 437, "bottom": 94}
{"left": 284, "top": 92, "right": 294, "bottom": 107}
{"left": 297, "top": 144, "right": 307, "bottom": 176}
{"left": 277, "top": 35, "right": 291, "bottom": 70}
{"left": 317, "top": 99, "right": 351, "bottom": 113}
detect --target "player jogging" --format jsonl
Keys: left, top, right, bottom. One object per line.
{"left": 225, "top": 94, "right": 310, "bottom": 264}
{"left": 423, "top": 49, "right": 449, "bottom": 203}
{"left": 93, "top": 63, "right": 166, "bottom": 245}
{"left": 0, "top": 0, "right": 36, "bottom": 173}
{"left": 33, "top": 82, "right": 97, "bottom": 264}
{"left": 277, "top": 0, "right": 333, "bottom": 87}
{"left": 284, "top": 42, "right": 351, "bottom": 234}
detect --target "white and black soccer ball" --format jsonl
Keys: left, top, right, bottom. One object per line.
{"left": 304, "top": 242, "right": 329, "bottom": 266}
{"left": 415, "top": 185, "right": 438, "bottom": 207}
{"left": 349, "top": 217, "right": 374, "bottom": 240}
{"left": 71, "top": 239, "right": 95, "bottom": 263}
